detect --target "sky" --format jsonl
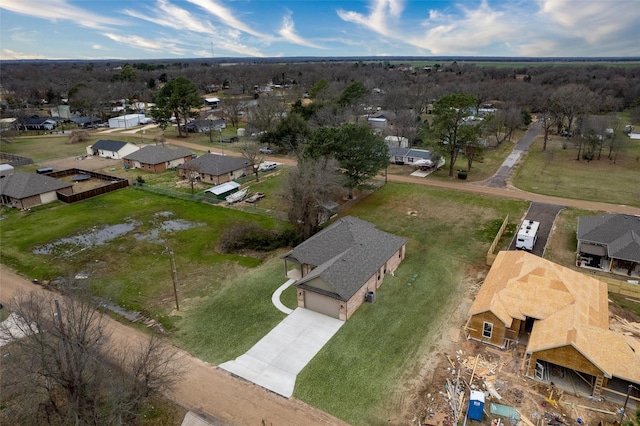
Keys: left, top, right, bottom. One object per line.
{"left": 1, "top": 0, "right": 639, "bottom": 60}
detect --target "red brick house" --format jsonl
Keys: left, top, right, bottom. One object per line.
{"left": 282, "top": 216, "right": 406, "bottom": 321}
{"left": 123, "top": 145, "right": 193, "bottom": 173}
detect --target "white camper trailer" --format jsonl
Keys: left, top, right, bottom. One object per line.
{"left": 516, "top": 220, "right": 539, "bottom": 251}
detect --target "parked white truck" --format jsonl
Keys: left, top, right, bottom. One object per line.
{"left": 516, "top": 220, "right": 539, "bottom": 251}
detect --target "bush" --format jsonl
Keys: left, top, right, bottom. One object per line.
{"left": 218, "top": 223, "right": 299, "bottom": 253}
{"left": 68, "top": 129, "right": 90, "bottom": 144}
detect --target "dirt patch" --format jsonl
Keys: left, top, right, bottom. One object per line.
{"left": 388, "top": 267, "right": 638, "bottom": 426}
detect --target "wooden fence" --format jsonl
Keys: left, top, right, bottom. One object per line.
{"left": 51, "top": 168, "right": 129, "bottom": 203}
{"left": 486, "top": 215, "right": 509, "bottom": 266}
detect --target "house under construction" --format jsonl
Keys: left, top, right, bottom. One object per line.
{"left": 467, "top": 251, "right": 640, "bottom": 400}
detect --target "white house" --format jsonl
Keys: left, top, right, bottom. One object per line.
{"left": 388, "top": 147, "right": 445, "bottom": 169}
{"left": 108, "top": 114, "right": 146, "bottom": 129}
{"left": 86, "top": 140, "right": 140, "bottom": 159}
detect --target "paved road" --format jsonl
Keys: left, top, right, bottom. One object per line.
{"left": 479, "top": 120, "right": 543, "bottom": 188}
{"left": 508, "top": 203, "right": 566, "bottom": 257}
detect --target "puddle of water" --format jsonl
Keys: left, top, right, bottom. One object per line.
{"left": 33, "top": 220, "right": 140, "bottom": 256}
{"left": 33, "top": 212, "right": 205, "bottom": 256}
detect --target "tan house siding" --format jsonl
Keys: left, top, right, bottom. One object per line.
{"left": 468, "top": 311, "right": 507, "bottom": 347}
{"left": 528, "top": 345, "right": 604, "bottom": 378}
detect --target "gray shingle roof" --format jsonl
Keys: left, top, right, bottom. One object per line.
{"left": 577, "top": 214, "right": 640, "bottom": 262}
{"left": 123, "top": 145, "right": 192, "bottom": 164}
{"left": 179, "top": 153, "right": 249, "bottom": 176}
{"left": 91, "top": 140, "right": 129, "bottom": 152}
{"left": 286, "top": 216, "right": 406, "bottom": 301}
{"left": 388, "top": 147, "right": 437, "bottom": 160}
{"left": 0, "top": 172, "right": 72, "bottom": 199}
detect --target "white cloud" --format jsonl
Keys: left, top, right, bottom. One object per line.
{"left": 0, "top": 48, "right": 47, "bottom": 60}
{"left": 91, "top": 44, "right": 108, "bottom": 51}
{"left": 123, "top": 0, "right": 217, "bottom": 36}
{"left": 186, "top": 0, "right": 268, "bottom": 38}
{"left": 102, "top": 33, "right": 188, "bottom": 56}
{"left": 337, "top": 0, "right": 405, "bottom": 36}
{"left": 409, "top": 1, "right": 518, "bottom": 54}
{"left": 9, "top": 29, "right": 39, "bottom": 44}
{"left": 539, "top": 0, "right": 638, "bottom": 44}
{"left": 0, "top": 0, "right": 123, "bottom": 30}
{"left": 278, "top": 13, "right": 324, "bottom": 49}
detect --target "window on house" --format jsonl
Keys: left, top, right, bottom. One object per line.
{"left": 377, "top": 270, "right": 381, "bottom": 280}
{"left": 482, "top": 322, "right": 493, "bottom": 338}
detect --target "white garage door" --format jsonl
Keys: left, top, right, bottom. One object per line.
{"left": 304, "top": 291, "right": 340, "bottom": 319}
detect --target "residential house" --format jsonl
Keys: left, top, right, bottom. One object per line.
{"left": 0, "top": 171, "right": 73, "bottom": 209}
{"left": 86, "top": 140, "right": 140, "bottom": 159}
{"left": 178, "top": 153, "right": 250, "bottom": 184}
{"left": 576, "top": 214, "right": 640, "bottom": 277}
{"left": 23, "top": 115, "right": 58, "bottom": 131}
{"left": 70, "top": 115, "right": 101, "bottom": 128}
{"left": 282, "top": 216, "right": 406, "bottom": 321}
{"left": 123, "top": 145, "right": 193, "bottom": 173}
{"left": 467, "top": 251, "right": 640, "bottom": 399}
{"left": 388, "top": 147, "right": 445, "bottom": 170}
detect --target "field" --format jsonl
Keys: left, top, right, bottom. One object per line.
{"left": 0, "top": 179, "right": 528, "bottom": 425}
{"left": 513, "top": 136, "right": 640, "bottom": 206}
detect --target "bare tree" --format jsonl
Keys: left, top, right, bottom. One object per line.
{"left": 282, "top": 157, "right": 342, "bottom": 240}
{"left": 1, "top": 290, "right": 179, "bottom": 425}
{"left": 181, "top": 160, "right": 201, "bottom": 194}
{"left": 240, "top": 141, "right": 265, "bottom": 181}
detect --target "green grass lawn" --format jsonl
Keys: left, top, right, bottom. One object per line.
{"left": 0, "top": 188, "right": 278, "bottom": 326}
{"left": 0, "top": 180, "right": 526, "bottom": 425}
{"left": 290, "top": 183, "right": 527, "bottom": 424}
{"left": 513, "top": 137, "right": 640, "bottom": 207}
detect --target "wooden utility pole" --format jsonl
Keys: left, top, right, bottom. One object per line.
{"left": 168, "top": 247, "right": 179, "bottom": 311}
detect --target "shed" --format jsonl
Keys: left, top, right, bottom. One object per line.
{"left": 205, "top": 181, "right": 240, "bottom": 200}
{"left": 108, "top": 114, "right": 145, "bottom": 129}
{"left": 0, "top": 164, "right": 15, "bottom": 178}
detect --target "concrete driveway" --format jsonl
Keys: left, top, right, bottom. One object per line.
{"left": 219, "top": 308, "right": 343, "bottom": 398}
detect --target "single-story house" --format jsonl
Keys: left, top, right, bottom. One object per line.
{"left": 178, "top": 153, "right": 250, "bottom": 184}
{"left": 0, "top": 171, "right": 73, "bottom": 209}
{"left": 23, "top": 115, "right": 58, "bottom": 131}
{"left": 388, "top": 147, "right": 445, "bottom": 170}
{"left": 108, "top": 114, "right": 146, "bottom": 129}
{"left": 467, "top": 251, "right": 640, "bottom": 399}
{"left": 123, "top": 145, "right": 193, "bottom": 173}
{"left": 70, "top": 115, "right": 101, "bottom": 128}
{"left": 204, "top": 181, "right": 241, "bottom": 200}
{"left": 86, "top": 140, "right": 140, "bottom": 159}
{"left": 185, "top": 119, "right": 226, "bottom": 133}
{"left": 282, "top": 216, "right": 407, "bottom": 321}
{"left": 576, "top": 214, "right": 640, "bottom": 278}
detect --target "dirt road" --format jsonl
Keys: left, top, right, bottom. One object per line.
{"left": 0, "top": 266, "right": 347, "bottom": 426}
{"left": 161, "top": 137, "right": 640, "bottom": 216}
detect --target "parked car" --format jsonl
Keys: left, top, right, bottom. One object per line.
{"left": 259, "top": 162, "right": 277, "bottom": 172}
{"left": 245, "top": 192, "right": 265, "bottom": 203}
{"left": 259, "top": 147, "right": 273, "bottom": 154}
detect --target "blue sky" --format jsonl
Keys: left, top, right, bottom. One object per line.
{"left": 1, "top": 0, "right": 639, "bottom": 60}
